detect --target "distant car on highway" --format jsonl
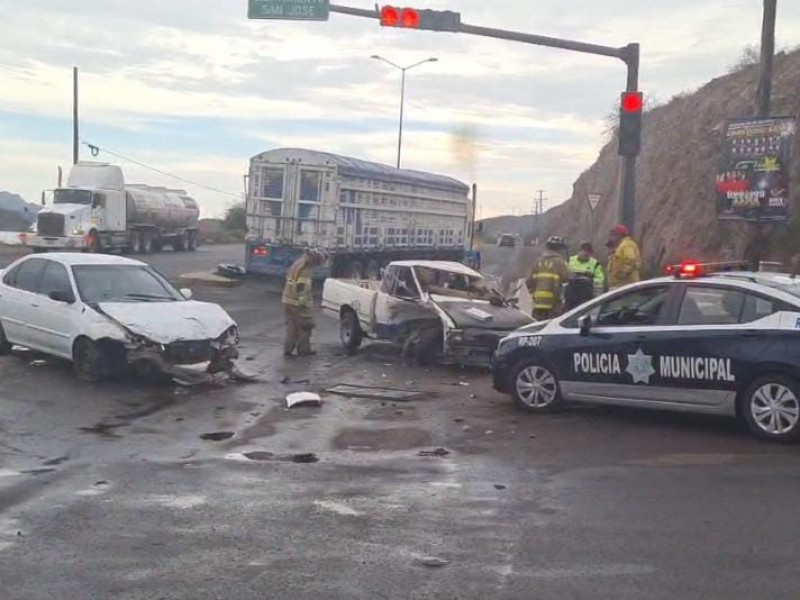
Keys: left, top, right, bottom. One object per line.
{"left": 497, "top": 233, "right": 518, "bottom": 248}
{"left": 492, "top": 261, "right": 800, "bottom": 441}
{"left": 0, "top": 253, "right": 239, "bottom": 382}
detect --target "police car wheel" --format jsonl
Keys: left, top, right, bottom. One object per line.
{"left": 742, "top": 375, "right": 800, "bottom": 441}
{"left": 511, "top": 360, "right": 562, "bottom": 412}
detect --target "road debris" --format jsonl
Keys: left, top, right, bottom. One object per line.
{"left": 326, "top": 383, "right": 421, "bottom": 401}
{"left": 418, "top": 448, "right": 450, "bottom": 458}
{"left": 286, "top": 392, "right": 322, "bottom": 409}
{"left": 199, "top": 431, "right": 234, "bottom": 442}
{"left": 281, "top": 376, "right": 310, "bottom": 385}
{"left": 462, "top": 425, "right": 472, "bottom": 432}
{"left": 494, "top": 484, "right": 507, "bottom": 490}
{"left": 394, "top": 409, "right": 405, "bottom": 416}
{"left": 485, "top": 430, "right": 494, "bottom": 435}
{"left": 453, "top": 417, "right": 464, "bottom": 423}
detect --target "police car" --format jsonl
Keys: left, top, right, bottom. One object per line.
{"left": 492, "top": 262, "right": 800, "bottom": 441}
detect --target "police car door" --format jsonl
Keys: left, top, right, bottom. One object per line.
{"left": 555, "top": 284, "right": 676, "bottom": 404}
{"left": 640, "top": 282, "right": 781, "bottom": 408}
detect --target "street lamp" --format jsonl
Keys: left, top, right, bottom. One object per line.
{"left": 371, "top": 55, "right": 438, "bottom": 169}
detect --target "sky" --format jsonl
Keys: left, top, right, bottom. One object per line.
{"left": 1, "top": 0, "right": 799, "bottom": 219}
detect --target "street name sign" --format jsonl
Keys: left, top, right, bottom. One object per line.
{"left": 248, "top": 0, "right": 330, "bottom": 21}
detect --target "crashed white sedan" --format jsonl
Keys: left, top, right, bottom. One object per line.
{"left": 322, "top": 260, "right": 533, "bottom": 366}
{"left": 0, "top": 253, "right": 239, "bottom": 381}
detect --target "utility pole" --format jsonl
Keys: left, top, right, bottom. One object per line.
{"left": 533, "top": 190, "right": 546, "bottom": 244}
{"left": 756, "top": 0, "right": 778, "bottom": 117}
{"left": 72, "top": 67, "right": 79, "bottom": 165}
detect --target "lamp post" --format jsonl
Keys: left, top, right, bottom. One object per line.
{"left": 371, "top": 55, "right": 438, "bottom": 168}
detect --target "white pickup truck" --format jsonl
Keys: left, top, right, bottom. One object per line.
{"left": 322, "top": 260, "right": 534, "bottom": 366}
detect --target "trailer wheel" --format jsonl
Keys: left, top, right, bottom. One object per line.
{"left": 173, "top": 232, "right": 187, "bottom": 252}
{"left": 141, "top": 232, "right": 154, "bottom": 254}
{"left": 366, "top": 259, "right": 380, "bottom": 280}
{"left": 348, "top": 261, "right": 363, "bottom": 280}
{"left": 187, "top": 231, "right": 197, "bottom": 252}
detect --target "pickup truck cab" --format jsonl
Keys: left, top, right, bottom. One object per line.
{"left": 322, "top": 260, "right": 534, "bottom": 366}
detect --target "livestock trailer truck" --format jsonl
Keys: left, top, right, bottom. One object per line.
{"left": 29, "top": 162, "right": 200, "bottom": 254}
{"left": 244, "top": 148, "right": 479, "bottom": 279}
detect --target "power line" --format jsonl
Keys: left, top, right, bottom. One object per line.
{"left": 82, "top": 141, "right": 242, "bottom": 199}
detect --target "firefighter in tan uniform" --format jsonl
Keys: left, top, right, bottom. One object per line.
{"left": 606, "top": 225, "right": 642, "bottom": 290}
{"left": 527, "top": 236, "right": 571, "bottom": 320}
{"left": 282, "top": 249, "right": 327, "bottom": 356}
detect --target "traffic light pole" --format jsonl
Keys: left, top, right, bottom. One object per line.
{"left": 329, "top": 3, "right": 641, "bottom": 230}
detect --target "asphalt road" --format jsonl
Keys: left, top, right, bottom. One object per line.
{"left": 2, "top": 245, "right": 800, "bottom": 599}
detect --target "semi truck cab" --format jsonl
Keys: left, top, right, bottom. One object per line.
{"left": 29, "top": 162, "right": 199, "bottom": 254}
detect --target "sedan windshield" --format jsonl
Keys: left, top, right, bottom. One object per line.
{"left": 72, "top": 265, "right": 182, "bottom": 304}
{"left": 54, "top": 189, "right": 92, "bottom": 205}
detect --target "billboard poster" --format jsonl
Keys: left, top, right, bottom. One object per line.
{"left": 716, "top": 116, "right": 795, "bottom": 221}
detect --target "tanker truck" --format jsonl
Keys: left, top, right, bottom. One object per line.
{"left": 28, "top": 162, "right": 200, "bottom": 254}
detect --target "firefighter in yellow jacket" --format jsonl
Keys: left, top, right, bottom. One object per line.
{"left": 282, "top": 249, "right": 327, "bottom": 357}
{"left": 527, "top": 236, "right": 571, "bottom": 320}
{"left": 607, "top": 225, "right": 642, "bottom": 289}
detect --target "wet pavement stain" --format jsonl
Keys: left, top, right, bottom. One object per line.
{"left": 42, "top": 456, "right": 69, "bottom": 466}
{"left": 79, "top": 423, "right": 124, "bottom": 438}
{"left": 243, "top": 451, "right": 275, "bottom": 462}
{"left": 332, "top": 428, "right": 431, "bottom": 452}
{"left": 21, "top": 468, "right": 56, "bottom": 476}
{"left": 200, "top": 431, "right": 235, "bottom": 442}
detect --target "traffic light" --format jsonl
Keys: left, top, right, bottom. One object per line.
{"left": 379, "top": 6, "right": 461, "bottom": 32}
{"left": 618, "top": 91, "right": 643, "bottom": 156}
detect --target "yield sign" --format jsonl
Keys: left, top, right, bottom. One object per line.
{"left": 587, "top": 194, "right": 602, "bottom": 212}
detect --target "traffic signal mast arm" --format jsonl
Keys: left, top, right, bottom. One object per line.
{"left": 329, "top": 4, "right": 637, "bottom": 66}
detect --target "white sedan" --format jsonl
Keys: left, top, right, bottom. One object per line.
{"left": 0, "top": 253, "right": 239, "bottom": 382}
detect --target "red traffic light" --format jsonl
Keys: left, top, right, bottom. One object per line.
{"left": 380, "top": 5, "right": 400, "bottom": 26}
{"left": 621, "top": 91, "right": 644, "bottom": 113}
{"left": 401, "top": 8, "right": 420, "bottom": 27}
{"left": 380, "top": 6, "right": 420, "bottom": 28}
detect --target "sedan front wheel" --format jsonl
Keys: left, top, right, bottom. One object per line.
{"left": 511, "top": 360, "right": 563, "bottom": 412}
{"left": 742, "top": 375, "right": 800, "bottom": 442}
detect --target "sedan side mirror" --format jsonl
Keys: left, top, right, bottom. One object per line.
{"left": 49, "top": 290, "right": 75, "bottom": 304}
{"left": 578, "top": 314, "right": 592, "bottom": 336}
{"left": 180, "top": 288, "right": 193, "bottom": 300}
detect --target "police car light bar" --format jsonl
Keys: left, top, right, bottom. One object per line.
{"left": 667, "top": 260, "right": 750, "bottom": 278}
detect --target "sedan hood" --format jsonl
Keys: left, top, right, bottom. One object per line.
{"left": 98, "top": 301, "right": 235, "bottom": 343}
{"left": 433, "top": 299, "right": 534, "bottom": 331}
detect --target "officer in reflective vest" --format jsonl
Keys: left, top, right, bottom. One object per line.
{"left": 527, "top": 236, "right": 571, "bottom": 320}
{"left": 565, "top": 241, "right": 605, "bottom": 310}
{"left": 282, "top": 249, "right": 327, "bottom": 357}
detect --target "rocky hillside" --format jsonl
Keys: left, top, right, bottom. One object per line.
{"left": 543, "top": 48, "right": 800, "bottom": 274}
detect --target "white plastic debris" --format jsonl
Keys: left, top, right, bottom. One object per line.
{"left": 286, "top": 392, "right": 322, "bottom": 409}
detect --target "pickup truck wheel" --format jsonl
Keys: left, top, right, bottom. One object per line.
{"left": 73, "top": 338, "right": 104, "bottom": 383}
{"left": 0, "top": 322, "right": 12, "bottom": 355}
{"left": 340, "top": 310, "right": 363, "bottom": 355}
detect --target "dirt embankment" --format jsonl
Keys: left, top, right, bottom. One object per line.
{"left": 542, "top": 49, "right": 800, "bottom": 273}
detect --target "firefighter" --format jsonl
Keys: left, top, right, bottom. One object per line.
{"left": 527, "top": 236, "right": 571, "bottom": 320}
{"left": 565, "top": 241, "right": 605, "bottom": 310}
{"left": 282, "top": 248, "right": 327, "bottom": 357}
{"left": 607, "top": 225, "right": 642, "bottom": 289}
